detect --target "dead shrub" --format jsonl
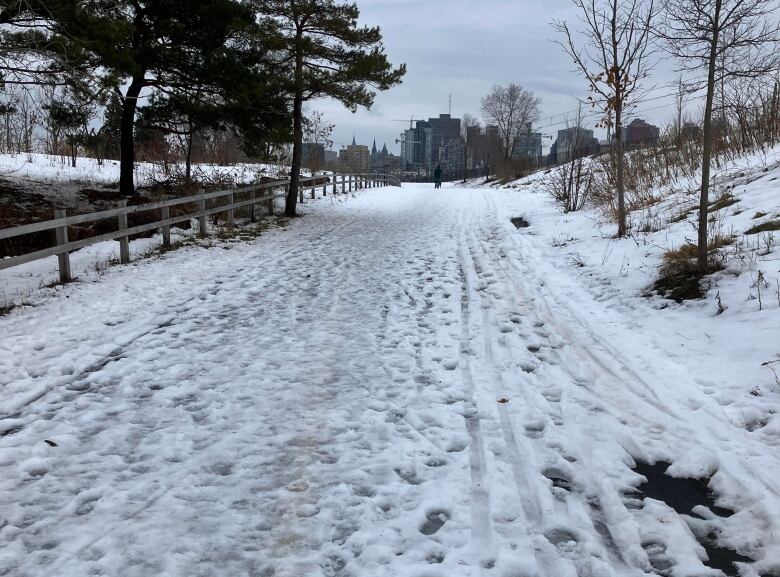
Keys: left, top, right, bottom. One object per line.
{"left": 549, "top": 156, "right": 592, "bottom": 212}
{"left": 653, "top": 236, "right": 734, "bottom": 301}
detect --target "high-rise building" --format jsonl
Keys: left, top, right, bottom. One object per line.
{"left": 513, "top": 132, "right": 543, "bottom": 163}
{"left": 413, "top": 120, "right": 432, "bottom": 168}
{"left": 428, "top": 114, "right": 461, "bottom": 171}
{"left": 398, "top": 114, "right": 467, "bottom": 176}
{"left": 483, "top": 125, "right": 502, "bottom": 171}
{"left": 555, "top": 127, "right": 599, "bottom": 163}
{"left": 339, "top": 136, "right": 370, "bottom": 173}
{"left": 624, "top": 118, "right": 660, "bottom": 147}
{"left": 400, "top": 128, "right": 416, "bottom": 169}
{"left": 301, "top": 142, "right": 325, "bottom": 169}
{"left": 439, "top": 137, "right": 466, "bottom": 178}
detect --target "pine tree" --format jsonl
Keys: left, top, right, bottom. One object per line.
{"left": 253, "top": 0, "right": 406, "bottom": 216}
{"left": 0, "top": 0, "right": 286, "bottom": 195}
{"left": 102, "top": 93, "right": 123, "bottom": 161}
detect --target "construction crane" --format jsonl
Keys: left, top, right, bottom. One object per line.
{"left": 391, "top": 116, "right": 416, "bottom": 130}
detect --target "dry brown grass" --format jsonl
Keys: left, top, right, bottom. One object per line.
{"left": 745, "top": 219, "right": 780, "bottom": 235}
{"left": 654, "top": 235, "right": 735, "bottom": 301}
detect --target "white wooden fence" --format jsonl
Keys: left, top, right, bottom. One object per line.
{"left": 0, "top": 172, "right": 399, "bottom": 283}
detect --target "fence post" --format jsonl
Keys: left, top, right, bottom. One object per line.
{"left": 333, "top": 175, "right": 337, "bottom": 195}
{"left": 310, "top": 184, "right": 315, "bottom": 200}
{"left": 227, "top": 191, "right": 235, "bottom": 228}
{"left": 160, "top": 196, "right": 171, "bottom": 247}
{"left": 349, "top": 174, "right": 353, "bottom": 192}
{"left": 299, "top": 184, "right": 304, "bottom": 204}
{"left": 54, "top": 208, "right": 71, "bottom": 283}
{"left": 267, "top": 189, "right": 274, "bottom": 216}
{"left": 117, "top": 199, "right": 130, "bottom": 264}
{"left": 198, "top": 191, "right": 208, "bottom": 237}
{"left": 341, "top": 174, "right": 346, "bottom": 193}
{"left": 323, "top": 179, "right": 327, "bottom": 197}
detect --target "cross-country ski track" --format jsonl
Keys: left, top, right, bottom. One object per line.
{"left": 1, "top": 183, "right": 778, "bottom": 577}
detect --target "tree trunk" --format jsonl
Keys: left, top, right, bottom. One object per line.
{"left": 615, "top": 103, "right": 626, "bottom": 237}
{"left": 698, "top": 0, "right": 722, "bottom": 276}
{"left": 119, "top": 78, "right": 145, "bottom": 196}
{"left": 186, "top": 127, "right": 194, "bottom": 182}
{"left": 286, "top": 35, "right": 305, "bottom": 218}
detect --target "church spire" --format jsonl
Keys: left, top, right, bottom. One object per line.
{"left": 351, "top": 134, "right": 356, "bottom": 146}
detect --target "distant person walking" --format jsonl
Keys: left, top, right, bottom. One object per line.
{"left": 434, "top": 164, "right": 443, "bottom": 189}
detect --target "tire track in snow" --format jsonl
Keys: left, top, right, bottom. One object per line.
{"left": 453, "top": 203, "right": 495, "bottom": 571}
{"left": 465, "top": 202, "right": 661, "bottom": 571}
{"left": 463, "top": 225, "right": 619, "bottom": 577}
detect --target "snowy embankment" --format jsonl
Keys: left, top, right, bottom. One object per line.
{"left": 496, "top": 148, "right": 780, "bottom": 401}
{"left": 0, "top": 152, "right": 286, "bottom": 202}
{"left": 0, "top": 183, "right": 778, "bottom": 576}
{"left": 0, "top": 152, "right": 294, "bottom": 308}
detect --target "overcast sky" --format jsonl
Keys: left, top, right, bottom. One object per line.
{"left": 313, "top": 0, "right": 686, "bottom": 155}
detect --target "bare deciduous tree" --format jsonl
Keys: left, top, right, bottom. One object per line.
{"left": 659, "top": 0, "right": 779, "bottom": 275}
{"left": 553, "top": 0, "right": 656, "bottom": 238}
{"left": 480, "top": 84, "right": 540, "bottom": 165}
{"left": 303, "top": 109, "right": 334, "bottom": 174}
{"left": 550, "top": 106, "right": 594, "bottom": 212}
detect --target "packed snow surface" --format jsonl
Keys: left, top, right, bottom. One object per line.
{"left": 0, "top": 184, "right": 778, "bottom": 577}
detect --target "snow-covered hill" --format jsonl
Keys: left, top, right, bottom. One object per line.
{"left": 0, "top": 153, "right": 300, "bottom": 309}
{"left": 0, "top": 152, "right": 288, "bottom": 208}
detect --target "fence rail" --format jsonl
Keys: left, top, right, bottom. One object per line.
{"left": 1, "top": 172, "right": 400, "bottom": 283}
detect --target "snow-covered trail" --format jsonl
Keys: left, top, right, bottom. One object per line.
{"left": 1, "top": 184, "right": 778, "bottom": 577}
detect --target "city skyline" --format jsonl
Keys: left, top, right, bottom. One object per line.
{"left": 314, "top": 0, "right": 681, "bottom": 155}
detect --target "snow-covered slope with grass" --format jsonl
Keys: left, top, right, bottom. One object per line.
{"left": 0, "top": 152, "right": 286, "bottom": 190}
{"left": 0, "top": 152, "right": 306, "bottom": 309}
{"left": 0, "top": 152, "right": 296, "bottom": 236}
{"left": 495, "top": 147, "right": 780, "bottom": 400}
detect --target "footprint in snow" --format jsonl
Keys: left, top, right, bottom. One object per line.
{"left": 524, "top": 420, "right": 546, "bottom": 438}
{"left": 543, "top": 467, "right": 573, "bottom": 492}
{"left": 441, "top": 359, "right": 459, "bottom": 371}
{"left": 641, "top": 540, "right": 675, "bottom": 575}
{"left": 419, "top": 510, "right": 449, "bottom": 535}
